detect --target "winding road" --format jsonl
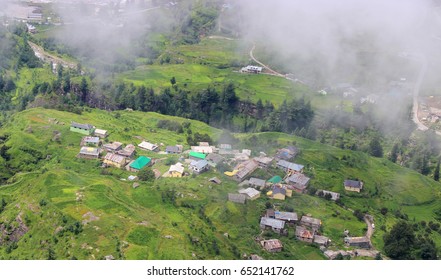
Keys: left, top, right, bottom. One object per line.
{"left": 249, "top": 44, "right": 285, "bottom": 78}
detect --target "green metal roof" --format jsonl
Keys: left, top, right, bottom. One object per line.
{"left": 268, "top": 175, "right": 283, "bottom": 184}
{"left": 189, "top": 151, "right": 206, "bottom": 159}
{"left": 130, "top": 156, "right": 151, "bottom": 170}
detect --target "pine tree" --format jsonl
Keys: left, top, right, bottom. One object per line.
{"left": 389, "top": 143, "right": 399, "bottom": 163}
{"left": 369, "top": 137, "right": 383, "bottom": 157}
{"left": 434, "top": 159, "right": 440, "bottom": 181}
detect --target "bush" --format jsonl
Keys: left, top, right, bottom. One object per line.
{"left": 138, "top": 167, "right": 155, "bottom": 182}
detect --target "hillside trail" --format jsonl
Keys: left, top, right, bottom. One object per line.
{"left": 248, "top": 44, "right": 285, "bottom": 78}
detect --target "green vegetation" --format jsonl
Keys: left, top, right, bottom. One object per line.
{"left": 0, "top": 108, "right": 440, "bottom": 260}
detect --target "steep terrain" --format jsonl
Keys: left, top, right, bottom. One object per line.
{"left": 0, "top": 108, "right": 440, "bottom": 259}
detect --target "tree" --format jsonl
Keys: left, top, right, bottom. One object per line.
{"left": 434, "top": 159, "right": 440, "bottom": 182}
{"left": 79, "top": 77, "right": 88, "bottom": 103}
{"left": 368, "top": 136, "right": 383, "bottom": 157}
{"left": 170, "top": 76, "right": 176, "bottom": 85}
{"left": 138, "top": 167, "right": 155, "bottom": 181}
{"left": 389, "top": 143, "right": 399, "bottom": 163}
{"left": 383, "top": 221, "right": 416, "bottom": 259}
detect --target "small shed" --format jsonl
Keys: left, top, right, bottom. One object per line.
{"left": 228, "top": 193, "right": 246, "bottom": 204}
{"left": 238, "top": 187, "right": 260, "bottom": 200}
{"left": 260, "top": 239, "right": 283, "bottom": 252}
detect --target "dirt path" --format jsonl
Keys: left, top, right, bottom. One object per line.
{"left": 249, "top": 44, "right": 285, "bottom": 78}
{"left": 28, "top": 41, "right": 77, "bottom": 70}
{"left": 411, "top": 54, "right": 430, "bottom": 132}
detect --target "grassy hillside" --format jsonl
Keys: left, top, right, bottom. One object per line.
{"left": 118, "top": 38, "right": 311, "bottom": 105}
{"left": 0, "top": 108, "right": 440, "bottom": 259}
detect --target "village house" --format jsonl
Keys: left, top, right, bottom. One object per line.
{"left": 138, "top": 141, "right": 159, "bottom": 152}
{"left": 103, "top": 153, "right": 126, "bottom": 168}
{"left": 313, "top": 235, "right": 330, "bottom": 247}
{"left": 94, "top": 128, "right": 108, "bottom": 138}
{"left": 219, "top": 144, "right": 232, "bottom": 150}
{"left": 127, "top": 156, "right": 152, "bottom": 172}
{"left": 191, "top": 145, "right": 213, "bottom": 154}
{"left": 317, "top": 190, "right": 341, "bottom": 201}
{"left": 241, "top": 65, "right": 263, "bottom": 74}
{"left": 117, "top": 144, "right": 136, "bottom": 158}
{"left": 228, "top": 193, "right": 246, "bottom": 204}
{"left": 70, "top": 122, "right": 94, "bottom": 135}
{"left": 198, "top": 142, "right": 210, "bottom": 146}
{"left": 166, "top": 162, "right": 185, "bottom": 177}
{"left": 285, "top": 173, "right": 310, "bottom": 193}
{"left": 267, "top": 175, "right": 283, "bottom": 185}
{"left": 275, "top": 146, "right": 299, "bottom": 161}
{"left": 80, "top": 136, "right": 100, "bottom": 147}
{"left": 165, "top": 145, "right": 183, "bottom": 154}
{"left": 344, "top": 236, "right": 371, "bottom": 248}
{"left": 266, "top": 209, "right": 276, "bottom": 219}
{"left": 274, "top": 211, "right": 298, "bottom": 224}
{"left": 103, "top": 141, "right": 123, "bottom": 153}
{"left": 300, "top": 216, "right": 322, "bottom": 230}
{"left": 260, "top": 239, "right": 283, "bottom": 253}
{"left": 232, "top": 159, "right": 259, "bottom": 182}
{"left": 238, "top": 187, "right": 260, "bottom": 200}
{"left": 205, "top": 153, "right": 225, "bottom": 168}
{"left": 248, "top": 177, "right": 266, "bottom": 189}
{"left": 276, "top": 160, "right": 304, "bottom": 173}
{"left": 189, "top": 151, "right": 206, "bottom": 161}
{"left": 77, "top": 147, "right": 100, "bottom": 159}
{"left": 254, "top": 156, "right": 274, "bottom": 168}
{"left": 190, "top": 160, "right": 209, "bottom": 174}
{"left": 344, "top": 180, "right": 363, "bottom": 193}
{"left": 268, "top": 187, "right": 285, "bottom": 200}
{"left": 295, "top": 226, "right": 314, "bottom": 243}
{"left": 234, "top": 152, "right": 250, "bottom": 162}
{"left": 260, "top": 217, "right": 286, "bottom": 234}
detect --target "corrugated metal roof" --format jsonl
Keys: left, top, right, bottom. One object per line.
{"left": 129, "top": 156, "right": 151, "bottom": 170}
{"left": 260, "top": 217, "right": 285, "bottom": 229}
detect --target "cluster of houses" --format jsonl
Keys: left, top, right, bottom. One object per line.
{"left": 258, "top": 209, "right": 329, "bottom": 253}
{"left": 71, "top": 122, "right": 153, "bottom": 174}
{"left": 70, "top": 120, "right": 368, "bottom": 255}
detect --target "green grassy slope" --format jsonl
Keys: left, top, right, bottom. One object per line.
{"left": 117, "top": 38, "right": 311, "bottom": 105}
{"left": 0, "top": 108, "right": 440, "bottom": 259}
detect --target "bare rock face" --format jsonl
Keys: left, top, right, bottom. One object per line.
{"left": 0, "top": 212, "right": 29, "bottom": 245}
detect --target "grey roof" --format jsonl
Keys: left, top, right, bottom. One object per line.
{"left": 314, "top": 235, "right": 329, "bottom": 245}
{"left": 254, "top": 156, "right": 273, "bottom": 165}
{"left": 219, "top": 144, "right": 232, "bottom": 150}
{"left": 274, "top": 211, "right": 298, "bottom": 221}
{"left": 117, "top": 144, "right": 136, "bottom": 157}
{"left": 238, "top": 187, "right": 260, "bottom": 198}
{"left": 344, "top": 180, "right": 362, "bottom": 188}
{"left": 166, "top": 146, "right": 181, "bottom": 153}
{"left": 272, "top": 187, "right": 286, "bottom": 195}
{"left": 191, "top": 160, "right": 208, "bottom": 169}
{"left": 82, "top": 136, "right": 100, "bottom": 144}
{"left": 235, "top": 160, "right": 258, "bottom": 179}
{"left": 286, "top": 173, "right": 310, "bottom": 186}
{"left": 300, "top": 216, "right": 321, "bottom": 226}
{"left": 319, "top": 190, "right": 340, "bottom": 201}
{"left": 344, "top": 236, "right": 370, "bottom": 244}
{"left": 206, "top": 153, "right": 224, "bottom": 164}
{"left": 103, "top": 142, "right": 123, "bottom": 150}
{"left": 277, "top": 160, "right": 304, "bottom": 172}
{"left": 71, "top": 121, "right": 93, "bottom": 130}
{"left": 79, "top": 147, "right": 100, "bottom": 156}
{"left": 228, "top": 193, "right": 246, "bottom": 204}
{"left": 260, "top": 217, "right": 285, "bottom": 229}
{"left": 249, "top": 177, "right": 266, "bottom": 188}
